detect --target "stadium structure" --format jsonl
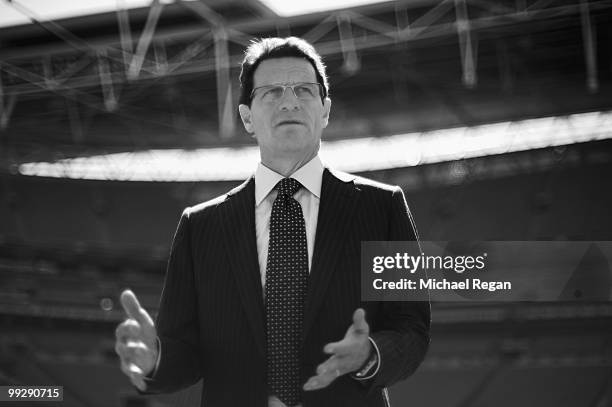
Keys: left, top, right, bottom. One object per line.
{"left": 1, "top": 0, "right": 611, "bottom": 406}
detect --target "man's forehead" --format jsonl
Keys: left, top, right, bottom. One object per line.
{"left": 253, "top": 57, "right": 317, "bottom": 86}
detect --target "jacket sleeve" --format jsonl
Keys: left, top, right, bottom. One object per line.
{"left": 368, "top": 187, "right": 431, "bottom": 392}
{"left": 142, "top": 209, "right": 203, "bottom": 393}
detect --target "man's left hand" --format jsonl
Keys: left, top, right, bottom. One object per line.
{"left": 303, "top": 308, "right": 372, "bottom": 391}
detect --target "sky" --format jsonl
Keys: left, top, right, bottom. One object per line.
{"left": 0, "top": 0, "right": 392, "bottom": 28}
{"left": 258, "top": 0, "right": 392, "bottom": 16}
{"left": 0, "top": 0, "right": 151, "bottom": 28}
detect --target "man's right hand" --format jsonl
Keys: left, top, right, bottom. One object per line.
{"left": 115, "top": 289, "right": 159, "bottom": 391}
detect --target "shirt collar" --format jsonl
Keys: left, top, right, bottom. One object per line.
{"left": 255, "top": 155, "right": 324, "bottom": 206}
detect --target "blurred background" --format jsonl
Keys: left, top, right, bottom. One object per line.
{"left": 1, "top": 0, "right": 612, "bottom": 406}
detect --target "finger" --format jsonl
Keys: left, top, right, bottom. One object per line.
{"left": 303, "top": 355, "right": 344, "bottom": 391}
{"left": 323, "top": 340, "right": 343, "bottom": 355}
{"left": 115, "top": 341, "right": 149, "bottom": 363}
{"left": 120, "top": 363, "right": 146, "bottom": 391}
{"left": 303, "top": 366, "right": 342, "bottom": 391}
{"left": 115, "top": 341, "right": 129, "bottom": 361}
{"left": 322, "top": 309, "right": 369, "bottom": 355}
{"left": 325, "top": 342, "right": 355, "bottom": 357}
{"left": 120, "top": 290, "right": 143, "bottom": 321}
{"left": 325, "top": 338, "right": 364, "bottom": 357}
{"left": 132, "top": 375, "right": 146, "bottom": 392}
{"left": 352, "top": 308, "right": 369, "bottom": 335}
{"left": 315, "top": 355, "right": 339, "bottom": 376}
{"left": 121, "top": 359, "right": 144, "bottom": 377}
{"left": 120, "top": 290, "right": 155, "bottom": 330}
{"left": 115, "top": 320, "right": 141, "bottom": 343}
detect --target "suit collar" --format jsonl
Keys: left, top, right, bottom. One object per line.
{"left": 254, "top": 155, "right": 324, "bottom": 205}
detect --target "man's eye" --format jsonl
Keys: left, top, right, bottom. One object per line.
{"left": 263, "top": 87, "right": 284, "bottom": 99}
{"left": 295, "top": 85, "right": 315, "bottom": 97}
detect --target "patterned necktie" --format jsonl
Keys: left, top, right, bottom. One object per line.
{"left": 266, "top": 177, "right": 308, "bottom": 407}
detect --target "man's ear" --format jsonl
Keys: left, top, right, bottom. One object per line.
{"left": 238, "top": 104, "right": 254, "bottom": 133}
{"left": 321, "top": 97, "right": 332, "bottom": 129}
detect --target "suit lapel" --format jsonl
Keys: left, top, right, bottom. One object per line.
{"left": 219, "top": 177, "right": 266, "bottom": 357}
{"left": 303, "top": 168, "right": 359, "bottom": 340}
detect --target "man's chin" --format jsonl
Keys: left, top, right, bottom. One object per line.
{"left": 272, "top": 131, "right": 311, "bottom": 146}
{"left": 272, "top": 141, "right": 316, "bottom": 156}
{"left": 274, "top": 127, "right": 307, "bottom": 137}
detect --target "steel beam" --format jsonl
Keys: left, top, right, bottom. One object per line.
{"left": 394, "top": 3, "right": 411, "bottom": 34}
{"left": 4, "top": 0, "right": 157, "bottom": 76}
{"left": 455, "top": 0, "right": 477, "bottom": 88}
{"left": 117, "top": 0, "right": 134, "bottom": 72}
{"left": 182, "top": 0, "right": 236, "bottom": 139}
{"left": 401, "top": 0, "right": 454, "bottom": 35}
{"left": 3, "top": 0, "right": 612, "bottom": 63}
{"left": 42, "top": 56, "right": 58, "bottom": 90}
{"left": 0, "top": 72, "right": 18, "bottom": 130}
{"left": 97, "top": 51, "right": 118, "bottom": 112}
{"left": 179, "top": 0, "right": 224, "bottom": 27}
{"left": 1, "top": 0, "right": 610, "bottom": 99}
{"left": 214, "top": 27, "right": 235, "bottom": 139}
{"left": 302, "top": 14, "right": 338, "bottom": 44}
{"left": 128, "top": 0, "right": 164, "bottom": 80}
{"left": 580, "top": 0, "right": 599, "bottom": 93}
{"left": 337, "top": 13, "right": 360, "bottom": 75}
{"left": 344, "top": 9, "right": 398, "bottom": 39}
{"left": 153, "top": 41, "right": 168, "bottom": 76}
{"left": 526, "top": 0, "right": 558, "bottom": 12}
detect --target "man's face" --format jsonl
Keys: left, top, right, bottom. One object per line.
{"left": 239, "top": 57, "right": 331, "bottom": 161}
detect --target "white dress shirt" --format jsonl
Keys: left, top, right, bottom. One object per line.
{"left": 254, "top": 155, "right": 323, "bottom": 291}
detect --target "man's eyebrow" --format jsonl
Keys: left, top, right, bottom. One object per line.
{"left": 256, "top": 81, "right": 314, "bottom": 87}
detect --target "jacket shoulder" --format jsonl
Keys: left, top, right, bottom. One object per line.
{"left": 329, "top": 168, "right": 400, "bottom": 194}
{"left": 183, "top": 177, "right": 252, "bottom": 218}
{"left": 184, "top": 193, "right": 228, "bottom": 217}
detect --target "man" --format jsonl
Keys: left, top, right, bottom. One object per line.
{"left": 115, "top": 37, "right": 430, "bottom": 407}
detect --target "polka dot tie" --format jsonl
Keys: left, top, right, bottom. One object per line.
{"left": 266, "top": 178, "right": 308, "bottom": 407}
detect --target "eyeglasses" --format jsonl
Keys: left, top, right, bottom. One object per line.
{"left": 250, "top": 82, "right": 323, "bottom": 103}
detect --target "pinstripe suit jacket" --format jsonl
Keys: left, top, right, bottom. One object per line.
{"left": 144, "top": 167, "right": 430, "bottom": 407}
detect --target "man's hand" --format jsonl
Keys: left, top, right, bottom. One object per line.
{"left": 303, "top": 308, "right": 372, "bottom": 391}
{"left": 115, "top": 289, "right": 159, "bottom": 391}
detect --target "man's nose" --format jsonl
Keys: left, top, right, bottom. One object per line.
{"left": 278, "top": 87, "right": 300, "bottom": 111}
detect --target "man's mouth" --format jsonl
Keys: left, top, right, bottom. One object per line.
{"left": 277, "top": 120, "right": 304, "bottom": 126}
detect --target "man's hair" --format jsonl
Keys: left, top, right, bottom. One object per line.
{"left": 238, "top": 36, "right": 329, "bottom": 106}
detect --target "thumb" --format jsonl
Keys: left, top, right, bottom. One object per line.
{"left": 130, "top": 372, "right": 146, "bottom": 392}
{"left": 120, "top": 289, "right": 154, "bottom": 329}
{"left": 352, "top": 308, "right": 369, "bottom": 335}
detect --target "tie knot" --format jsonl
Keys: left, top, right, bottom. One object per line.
{"left": 276, "top": 178, "right": 302, "bottom": 197}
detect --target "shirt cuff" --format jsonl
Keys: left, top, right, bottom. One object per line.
{"left": 146, "top": 337, "right": 162, "bottom": 379}
{"left": 351, "top": 336, "right": 381, "bottom": 381}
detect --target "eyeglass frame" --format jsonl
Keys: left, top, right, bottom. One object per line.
{"left": 249, "top": 82, "right": 325, "bottom": 103}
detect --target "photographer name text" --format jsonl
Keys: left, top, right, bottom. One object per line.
{"left": 371, "top": 252, "right": 512, "bottom": 292}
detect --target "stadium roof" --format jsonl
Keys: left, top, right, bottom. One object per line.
{"left": 1, "top": 0, "right": 611, "bottom": 171}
